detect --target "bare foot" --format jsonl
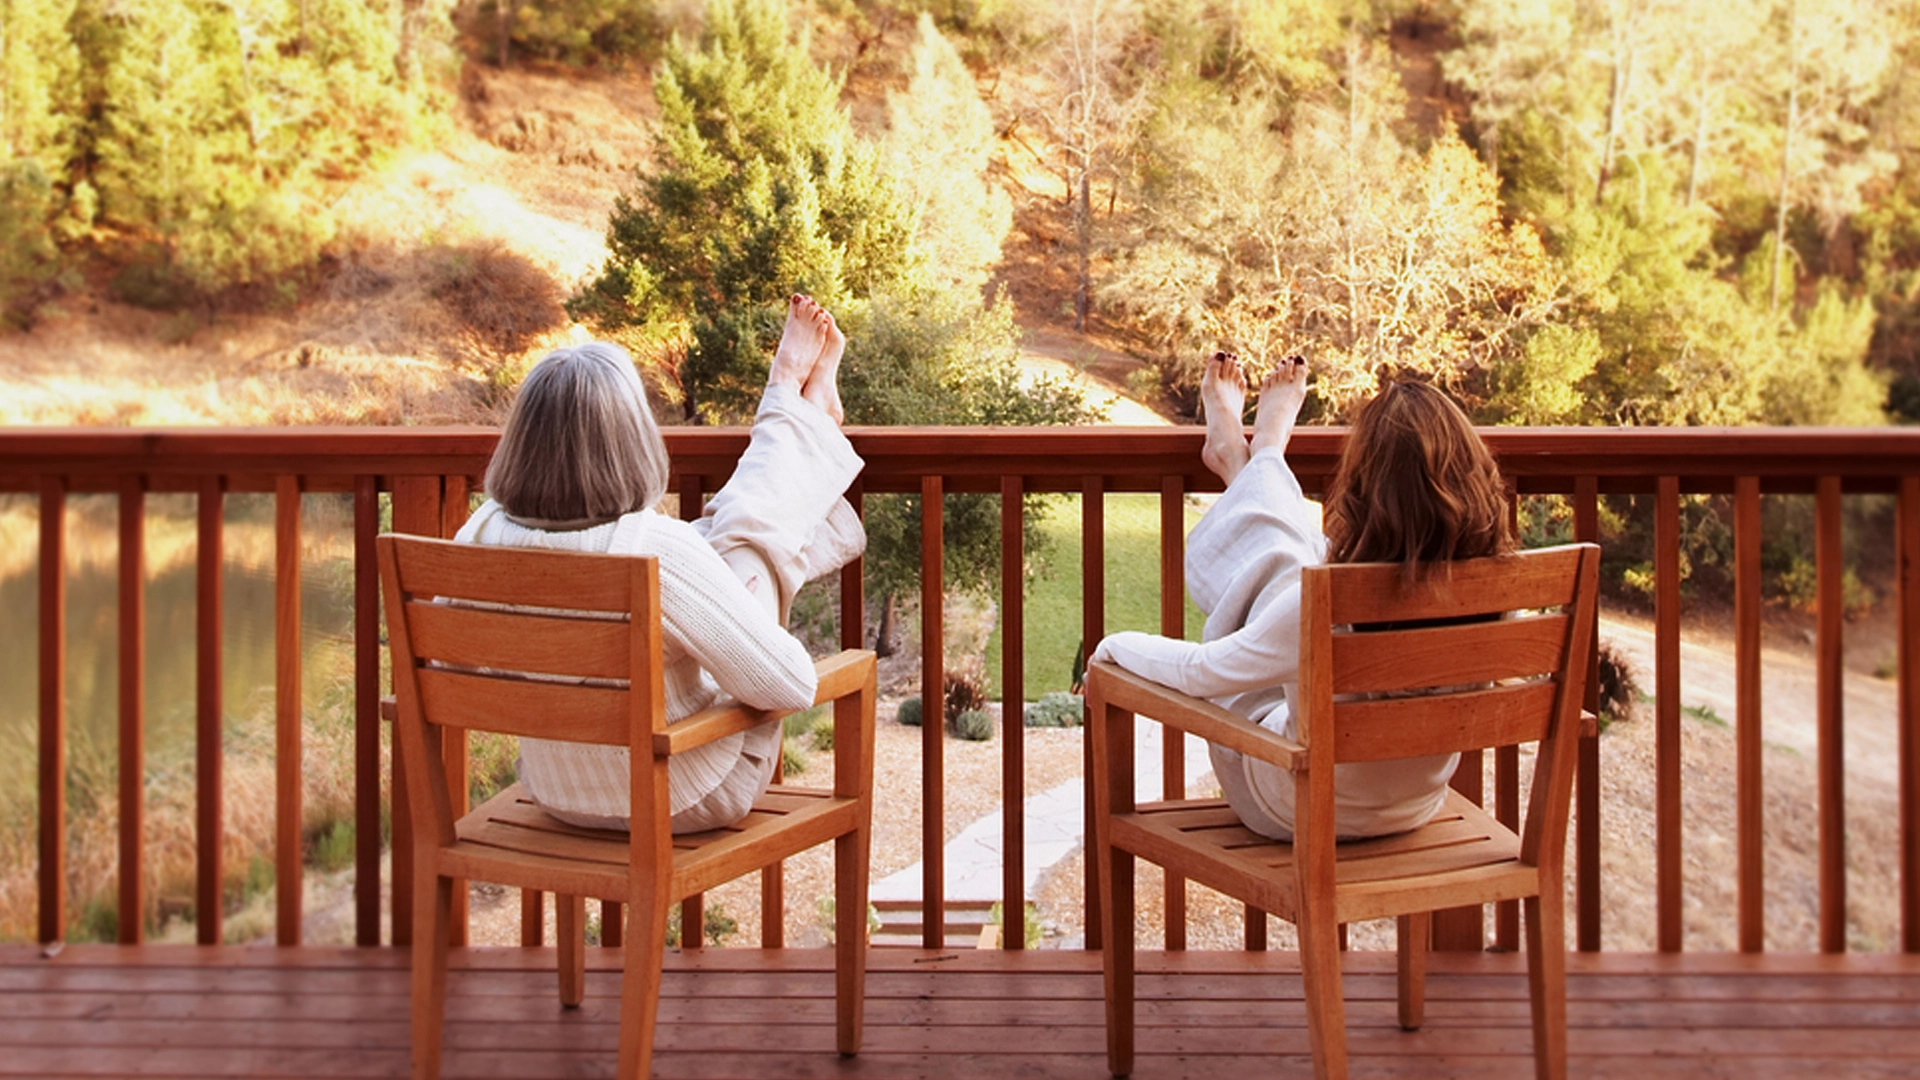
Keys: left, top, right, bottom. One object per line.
{"left": 770, "top": 293, "right": 825, "bottom": 391}
{"left": 802, "top": 305, "right": 846, "bottom": 424}
{"left": 1200, "top": 351, "right": 1251, "bottom": 484}
{"left": 1249, "top": 354, "right": 1309, "bottom": 458}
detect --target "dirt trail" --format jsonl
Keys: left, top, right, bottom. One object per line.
{"left": 1597, "top": 611, "right": 1901, "bottom": 792}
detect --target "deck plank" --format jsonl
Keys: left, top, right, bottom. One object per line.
{"left": 0, "top": 946, "right": 1915, "bottom": 1078}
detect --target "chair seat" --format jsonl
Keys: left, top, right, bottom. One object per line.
{"left": 1109, "top": 789, "right": 1539, "bottom": 925}
{"left": 440, "top": 782, "right": 864, "bottom": 903}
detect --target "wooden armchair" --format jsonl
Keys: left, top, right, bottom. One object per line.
{"left": 1088, "top": 543, "right": 1599, "bottom": 1080}
{"left": 378, "top": 534, "right": 876, "bottom": 1080}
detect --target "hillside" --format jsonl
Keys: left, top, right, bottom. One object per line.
{"left": 0, "top": 18, "right": 1161, "bottom": 428}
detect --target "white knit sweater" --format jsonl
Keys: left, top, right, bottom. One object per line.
{"left": 454, "top": 500, "right": 817, "bottom": 823}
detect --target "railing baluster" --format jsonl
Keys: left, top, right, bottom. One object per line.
{"left": 352, "top": 477, "right": 379, "bottom": 946}
{"left": 1435, "top": 747, "right": 1484, "bottom": 950}
{"left": 387, "top": 476, "right": 445, "bottom": 947}
{"left": 441, "top": 477, "right": 472, "bottom": 947}
{"left": 822, "top": 481, "right": 864, "bottom": 950}
{"left": 1495, "top": 744, "right": 1520, "bottom": 951}
{"left": 1160, "top": 476, "right": 1186, "bottom": 952}
{"left": 275, "top": 475, "right": 303, "bottom": 946}
{"left": 1817, "top": 476, "right": 1846, "bottom": 953}
{"left": 1901, "top": 475, "right": 1920, "bottom": 954}
{"left": 1656, "top": 475, "right": 1682, "bottom": 953}
{"left": 197, "top": 478, "right": 225, "bottom": 946}
{"left": 1735, "top": 477, "right": 1764, "bottom": 952}
{"left": 1152, "top": 474, "right": 1182, "bottom": 945}
{"left": 1574, "top": 476, "right": 1601, "bottom": 952}
{"left": 1495, "top": 490, "right": 1521, "bottom": 952}
{"left": 1002, "top": 476, "right": 1026, "bottom": 949}
{"left": 673, "top": 475, "right": 708, "bottom": 949}
{"left": 840, "top": 482, "right": 865, "bottom": 654}
{"left": 118, "top": 477, "right": 146, "bottom": 944}
{"left": 922, "top": 475, "right": 946, "bottom": 949}
{"left": 671, "top": 474, "right": 705, "bottom": 953}
{"left": 1081, "top": 476, "right": 1104, "bottom": 951}
{"left": 521, "top": 890, "right": 544, "bottom": 946}
{"left": 38, "top": 476, "right": 67, "bottom": 945}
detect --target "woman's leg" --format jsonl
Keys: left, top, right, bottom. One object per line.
{"left": 692, "top": 296, "right": 865, "bottom": 622}
{"left": 671, "top": 297, "right": 863, "bottom": 833}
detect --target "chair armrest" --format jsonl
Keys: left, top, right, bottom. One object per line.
{"left": 810, "top": 649, "right": 876, "bottom": 708}
{"left": 1086, "top": 660, "right": 1306, "bottom": 772}
{"left": 652, "top": 650, "right": 877, "bottom": 757}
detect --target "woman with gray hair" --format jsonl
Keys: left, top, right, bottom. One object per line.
{"left": 454, "top": 295, "right": 864, "bottom": 833}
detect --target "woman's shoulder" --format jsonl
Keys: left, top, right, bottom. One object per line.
{"left": 612, "top": 510, "right": 718, "bottom": 565}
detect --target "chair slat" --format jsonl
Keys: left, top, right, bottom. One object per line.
{"left": 1332, "top": 681, "right": 1561, "bottom": 763}
{"left": 1330, "top": 614, "right": 1569, "bottom": 694}
{"left": 405, "top": 600, "right": 632, "bottom": 680}
{"left": 1321, "top": 545, "right": 1586, "bottom": 626}
{"left": 390, "top": 538, "right": 638, "bottom": 612}
{"left": 415, "top": 667, "right": 631, "bottom": 744}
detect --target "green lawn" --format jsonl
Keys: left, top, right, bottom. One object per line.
{"left": 984, "top": 493, "right": 1207, "bottom": 700}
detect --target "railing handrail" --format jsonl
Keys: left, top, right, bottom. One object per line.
{"left": 9, "top": 424, "right": 1920, "bottom": 494}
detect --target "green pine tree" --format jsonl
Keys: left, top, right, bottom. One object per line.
{"left": 570, "top": 0, "right": 920, "bottom": 422}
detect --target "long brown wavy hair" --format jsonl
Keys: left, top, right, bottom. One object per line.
{"left": 1322, "top": 381, "right": 1514, "bottom": 577}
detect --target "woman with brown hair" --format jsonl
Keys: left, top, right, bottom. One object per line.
{"left": 1091, "top": 355, "right": 1513, "bottom": 840}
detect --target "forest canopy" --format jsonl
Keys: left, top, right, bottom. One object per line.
{"left": 2, "top": 0, "right": 1918, "bottom": 429}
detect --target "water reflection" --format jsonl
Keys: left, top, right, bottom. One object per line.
{"left": 0, "top": 491, "right": 357, "bottom": 940}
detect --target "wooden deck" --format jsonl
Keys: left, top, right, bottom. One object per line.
{"left": 5, "top": 945, "right": 1919, "bottom": 1078}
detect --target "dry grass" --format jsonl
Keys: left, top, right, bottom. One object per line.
{"left": 0, "top": 633, "right": 373, "bottom": 943}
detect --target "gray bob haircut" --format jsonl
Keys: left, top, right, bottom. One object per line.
{"left": 485, "top": 341, "right": 671, "bottom": 527}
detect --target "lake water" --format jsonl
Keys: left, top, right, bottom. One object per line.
{"left": 0, "top": 492, "right": 358, "bottom": 937}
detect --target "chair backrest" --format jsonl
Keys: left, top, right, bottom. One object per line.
{"left": 377, "top": 533, "right": 669, "bottom": 840}
{"left": 1295, "top": 543, "right": 1599, "bottom": 862}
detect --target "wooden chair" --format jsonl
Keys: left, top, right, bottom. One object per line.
{"left": 1088, "top": 543, "right": 1599, "bottom": 1080}
{"left": 378, "top": 533, "right": 877, "bottom": 1080}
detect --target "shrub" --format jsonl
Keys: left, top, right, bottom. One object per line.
{"left": 308, "top": 819, "right": 355, "bottom": 874}
{"left": 666, "top": 900, "right": 738, "bottom": 947}
{"left": 1024, "top": 691, "right": 1085, "bottom": 728}
{"left": 1595, "top": 639, "right": 1640, "bottom": 731}
{"left": 783, "top": 705, "right": 825, "bottom": 739}
{"left": 943, "top": 669, "right": 986, "bottom": 724}
{"left": 429, "top": 241, "right": 567, "bottom": 355}
{"left": 808, "top": 709, "right": 836, "bottom": 752}
{"left": 0, "top": 161, "right": 60, "bottom": 329}
{"left": 989, "top": 900, "right": 1043, "bottom": 949}
{"left": 952, "top": 708, "right": 994, "bottom": 742}
{"left": 896, "top": 697, "right": 923, "bottom": 727}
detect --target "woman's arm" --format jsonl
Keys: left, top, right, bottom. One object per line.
{"left": 648, "top": 519, "right": 820, "bottom": 712}
{"left": 1091, "top": 574, "right": 1303, "bottom": 701}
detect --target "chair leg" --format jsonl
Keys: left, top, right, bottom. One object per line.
{"left": 1299, "top": 915, "right": 1349, "bottom": 1080}
{"left": 834, "top": 822, "right": 871, "bottom": 1056}
{"left": 409, "top": 871, "right": 453, "bottom": 1080}
{"left": 616, "top": 890, "right": 671, "bottom": 1080}
{"left": 1396, "top": 912, "right": 1428, "bottom": 1031}
{"left": 1524, "top": 890, "right": 1569, "bottom": 1080}
{"left": 1101, "top": 846, "right": 1135, "bottom": 1078}
{"left": 556, "top": 893, "right": 586, "bottom": 1009}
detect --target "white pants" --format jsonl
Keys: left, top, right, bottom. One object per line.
{"left": 675, "top": 383, "right": 862, "bottom": 831}
{"left": 568, "top": 383, "right": 865, "bottom": 834}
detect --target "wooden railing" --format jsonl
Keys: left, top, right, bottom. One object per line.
{"left": 4, "top": 426, "right": 1919, "bottom": 956}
